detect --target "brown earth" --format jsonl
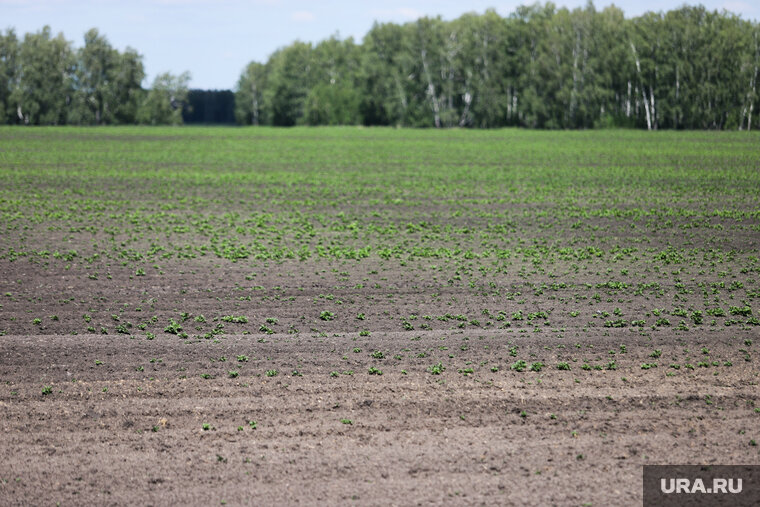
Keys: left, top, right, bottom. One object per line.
{"left": 1, "top": 128, "right": 759, "bottom": 505}
{"left": 1, "top": 257, "right": 758, "bottom": 506}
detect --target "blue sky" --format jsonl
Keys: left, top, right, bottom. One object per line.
{"left": 2, "top": 0, "right": 757, "bottom": 90}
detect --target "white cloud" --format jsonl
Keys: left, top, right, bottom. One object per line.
{"left": 292, "top": 10, "right": 315, "bottom": 22}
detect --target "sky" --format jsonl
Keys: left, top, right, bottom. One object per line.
{"left": 1, "top": 0, "right": 758, "bottom": 90}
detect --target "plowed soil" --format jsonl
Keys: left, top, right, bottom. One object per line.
{"left": 1, "top": 128, "right": 758, "bottom": 505}
{"left": 2, "top": 259, "right": 758, "bottom": 506}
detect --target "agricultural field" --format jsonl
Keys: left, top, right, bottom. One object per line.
{"left": 0, "top": 126, "right": 759, "bottom": 505}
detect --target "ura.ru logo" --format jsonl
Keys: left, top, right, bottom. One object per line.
{"left": 661, "top": 478, "right": 742, "bottom": 494}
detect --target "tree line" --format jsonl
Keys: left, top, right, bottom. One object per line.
{"left": 236, "top": 3, "right": 760, "bottom": 130}
{"left": 0, "top": 26, "right": 190, "bottom": 125}
{"left": 1, "top": 3, "right": 759, "bottom": 129}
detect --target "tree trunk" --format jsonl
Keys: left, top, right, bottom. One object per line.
{"left": 420, "top": 49, "right": 441, "bottom": 128}
{"left": 459, "top": 90, "right": 472, "bottom": 127}
{"left": 570, "top": 29, "right": 580, "bottom": 124}
{"left": 251, "top": 82, "right": 259, "bottom": 125}
{"left": 749, "top": 102, "right": 754, "bottom": 132}
{"left": 630, "top": 42, "right": 652, "bottom": 130}
{"left": 745, "top": 33, "right": 758, "bottom": 131}
{"left": 748, "top": 68, "right": 756, "bottom": 131}
{"left": 394, "top": 74, "right": 408, "bottom": 112}
{"left": 674, "top": 66, "right": 679, "bottom": 128}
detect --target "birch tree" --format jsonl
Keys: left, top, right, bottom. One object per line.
{"left": 454, "top": 11, "right": 508, "bottom": 127}
{"left": 235, "top": 61, "right": 267, "bottom": 125}
{"left": 265, "top": 42, "right": 313, "bottom": 126}
{"left": 111, "top": 48, "right": 145, "bottom": 125}
{"left": 304, "top": 36, "right": 362, "bottom": 125}
{"left": 360, "top": 22, "right": 411, "bottom": 125}
{"left": 0, "top": 29, "right": 19, "bottom": 124}
{"left": 740, "top": 29, "right": 759, "bottom": 130}
{"left": 137, "top": 71, "right": 190, "bottom": 125}
{"left": 10, "top": 26, "right": 74, "bottom": 125}
{"left": 4, "top": 4, "right": 760, "bottom": 129}
{"left": 69, "top": 29, "right": 119, "bottom": 124}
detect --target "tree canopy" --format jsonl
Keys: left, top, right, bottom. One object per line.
{"left": 0, "top": 26, "right": 188, "bottom": 125}
{"left": 2, "top": 4, "right": 759, "bottom": 129}
{"left": 235, "top": 3, "right": 760, "bottom": 130}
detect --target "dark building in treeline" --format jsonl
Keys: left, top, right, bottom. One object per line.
{"left": 183, "top": 90, "right": 236, "bottom": 124}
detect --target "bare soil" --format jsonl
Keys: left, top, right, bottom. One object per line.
{"left": 1, "top": 128, "right": 759, "bottom": 505}
{"left": 1, "top": 258, "right": 758, "bottom": 506}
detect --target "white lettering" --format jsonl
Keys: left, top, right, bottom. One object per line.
{"left": 657, "top": 476, "right": 743, "bottom": 495}
{"left": 676, "top": 478, "right": 691, "bottom": 493}
{"left": 692, "top": 478, "right": 707, "bottom": 494}
{"left": 661, "top": 479, "right": 675, "bottom": 494}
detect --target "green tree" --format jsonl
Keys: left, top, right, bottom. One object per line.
{"left": 266, "top": 42, "right": 312, "bottom": 126}
{"left": 510, "top": 3, "right": 557, "bottom": 128}
{"left": 593, "top": 6, "right": 634, "bottom": 127}
{"left": 5, "top": 4, "right": 760, "bottom": 129}
{"left": 236, "top": 3, "right": 758, "bottom": 130}
{"left": 11, "top": 26, "right": 74, "bottom": 125}
{"left": 360, "top": 21, "right": 412, "bottom": 125}
{"left": 69, "top": 28, "right": 119, "bottom": 124}
{"left": 739, "top": 27, "right": 759, "bottom": 131}
{"left": 111, "top": 48, "right": 146, "bottom": 124}
{"left": 137, "top": 71, "right": 190, "bottom": 125}
{"left": 452, "top": 11, "right": 510, "bottom": 127}
{"left": 303, "top": 36, "right": 362, "bottom": 125}
{"left": 235, "top": 61, "right": 268, "bottom": 125}
{"left": 0, "top": 29, "right": 19, "bottom": 124}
